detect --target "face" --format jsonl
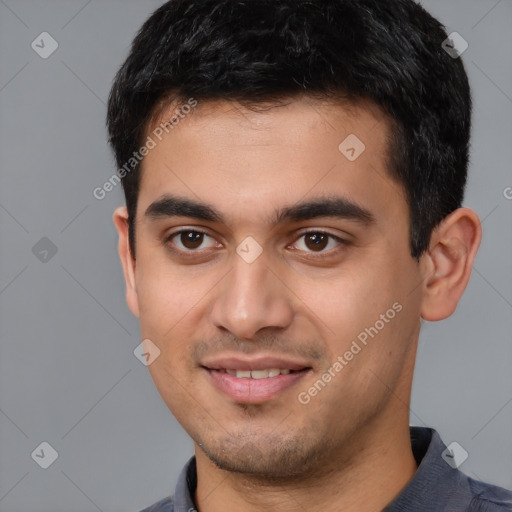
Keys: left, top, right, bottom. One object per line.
{"left": 120, "top": 97, "right": 425, "bottom": 479}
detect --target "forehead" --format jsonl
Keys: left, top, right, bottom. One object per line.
{"left": 137, "top": 96, "right": 406, "bottom": 228}
{"left": 149, "top": 95, "right": 390, "bottom": 150}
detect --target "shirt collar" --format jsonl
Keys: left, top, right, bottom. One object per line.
{"left": 173, "top": 455, "right": 197, "bottom": 512}
{"left": 384, "top": 426, "right": 472, "bottom": 511}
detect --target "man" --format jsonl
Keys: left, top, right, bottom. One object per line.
{"left": 107, "top": 0, "right": 512, "bottom": 510}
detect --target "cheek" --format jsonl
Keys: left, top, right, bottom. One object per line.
{"left": 292, "top": 265, "right": 395, "bottom": 338}
{"left": 293, "top": 251, "right": 417, "bottom": 372}
{"left": 134, "top": 250, "right": 226, "bottom": 372}
{"left": 135, "top": 249, "right": 201, "bottom": 329}
{"left": 139, "top": 275, "right": 199, "bottom": 412}
{"left": 134, "top": 265, "right": 194, "bottom": 377}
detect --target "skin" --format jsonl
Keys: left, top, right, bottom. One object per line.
{"left": 113, "top": 96, "right": 481, "bottom": 512}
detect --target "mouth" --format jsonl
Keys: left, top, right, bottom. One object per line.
{"left": 201, "top": 357, "right": 312, "bottom": 403}
{"left": 214, "top": 368, "right": 297, "bottom": 378}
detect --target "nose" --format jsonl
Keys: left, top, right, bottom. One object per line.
{"left": 209, "top": 251, "right": 294, "bottom": 340}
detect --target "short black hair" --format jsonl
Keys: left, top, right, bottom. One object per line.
{"left": 107, "top": 0, "right": 471, "bottom": 260}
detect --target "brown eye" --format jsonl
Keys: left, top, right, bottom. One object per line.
{"left": 168, "top": 230, "right": 218, "bottom": 251}
{"left": 180, "top": 231, "right": 204, "bottom": 249}
{"left": 292, "top": 231, "right": 346, "bottom": 254}
{"left": 304, "top": 233, "right": 329, "bottom": 251}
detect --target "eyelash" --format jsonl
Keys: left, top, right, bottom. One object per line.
{"left": 164, "top": 229, "right": 349, "bottom": 259}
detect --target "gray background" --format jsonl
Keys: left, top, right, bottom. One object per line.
{"left": 0, "top": 0, "right": 510, "bottom": 511}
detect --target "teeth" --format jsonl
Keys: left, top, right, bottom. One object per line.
{"left": 224, "top": 368, "right": 293, "bottom": 379}
{"left": 251, "top": 370, "right": 270, "bottom": 379}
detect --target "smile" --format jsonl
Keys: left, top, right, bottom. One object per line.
{"left": 221, "top": 368, "right": 292, "bottom": 379}
{"left": 203, "top": 364, "right": 310, "bottom": 403}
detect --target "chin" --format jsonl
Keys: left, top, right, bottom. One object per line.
{"left": 197, "top": 431, "right": 332, "bottom": 481}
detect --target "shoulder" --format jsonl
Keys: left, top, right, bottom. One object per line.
{"left": 138, "top": 495, "right": 174, "bottom": 512}
{"left": 467, "top": 477, "right": 512, "bottom": 511}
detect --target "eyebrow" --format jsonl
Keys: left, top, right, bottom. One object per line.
{"left": 144, "top": 194, "right": 375, "bottom": 226}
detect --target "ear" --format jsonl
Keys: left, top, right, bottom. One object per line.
{"left": 420, "top": 207, "right": 482, "bottom": 321}
{"left": 113, "top": 206, "right": 140, "bottom": 318}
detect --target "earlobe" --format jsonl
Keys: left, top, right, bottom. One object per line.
{"left": 420, "top": 208, "right": 482, "bottom": 321}
{"left": 112, "top": 206, "right": 140, "bottom": 318}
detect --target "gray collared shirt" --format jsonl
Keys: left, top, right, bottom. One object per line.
{"left": 140, "top": 427, "right": 512, "bottom": 512}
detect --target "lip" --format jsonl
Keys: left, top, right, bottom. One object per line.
{"left": 201, "top": 355, "right": 310, "bottom": 372}
{"left": 201, "top": 355, "right": 312, "bottom": 404}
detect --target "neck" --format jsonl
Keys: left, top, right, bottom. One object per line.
{"left": 194, "top": 413, "right": 418, "bottom": 512}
